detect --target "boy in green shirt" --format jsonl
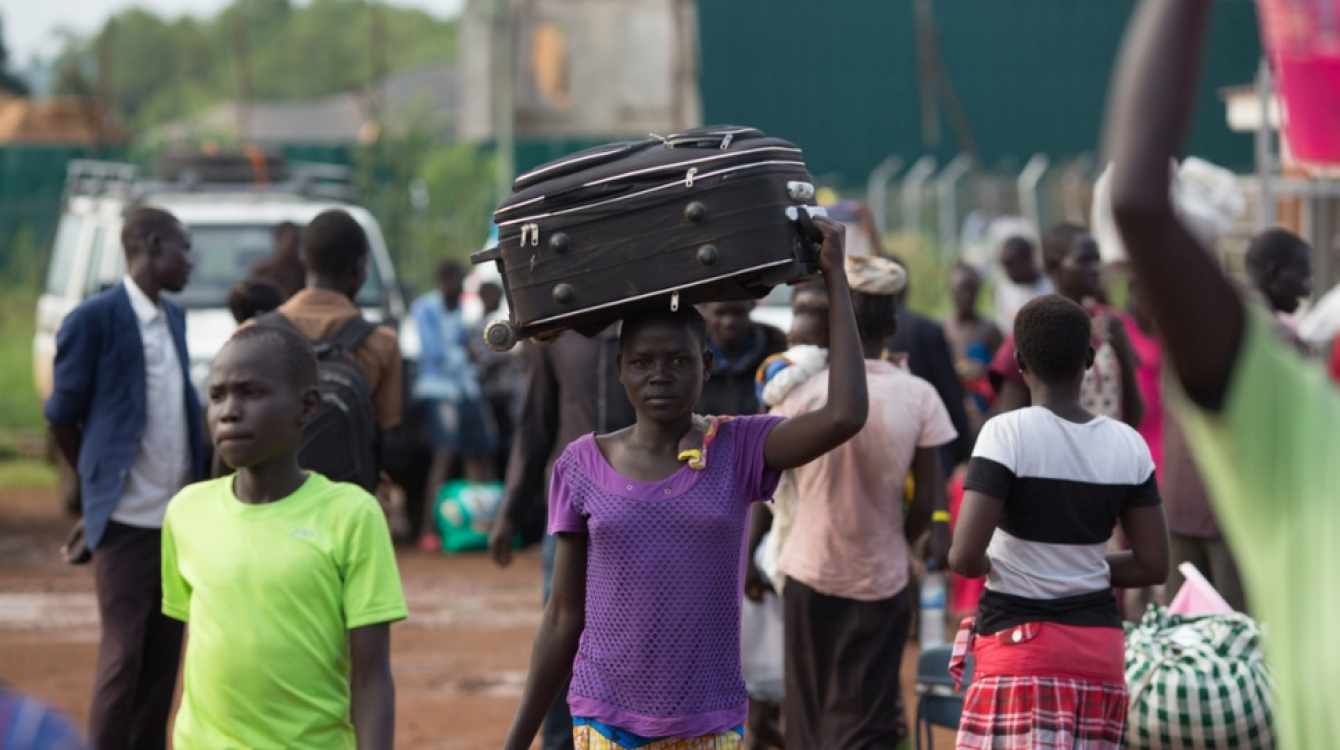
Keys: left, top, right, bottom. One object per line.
{"left": 161, "top": 324, "right": 406, "bottom": 749}
{"left": 1106, "top": 0, "right": 1340, "bottom": 745}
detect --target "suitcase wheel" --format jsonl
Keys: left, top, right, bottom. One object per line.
{"left": 484, "top": 319, "right": 519, "bottom": 352}
{"left": 530, "top": 331, "right": 564, "bottom": 348}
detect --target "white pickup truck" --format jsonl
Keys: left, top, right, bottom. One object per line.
{"left": 33, "top": 157, "right": 424, "bottom": 512}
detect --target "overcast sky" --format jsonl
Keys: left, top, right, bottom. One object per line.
{"left": 2, "top": 0, "right": 467, "bottom": 62}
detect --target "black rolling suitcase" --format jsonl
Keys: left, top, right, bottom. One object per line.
{"left": 471, "top": 125, "right": 824, "bottom": 351}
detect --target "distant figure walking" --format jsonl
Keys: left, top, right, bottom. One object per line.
{"left": 250, "top": 221, "right": 305, "bottom": 299}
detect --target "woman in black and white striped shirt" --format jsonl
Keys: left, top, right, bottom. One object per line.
{"left": 948, "top": 294, "right": 1169, "bottom": 750}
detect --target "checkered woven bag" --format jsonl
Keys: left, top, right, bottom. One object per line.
{"left": 1124, "top": 605, "right": 1277, "bottom": 749}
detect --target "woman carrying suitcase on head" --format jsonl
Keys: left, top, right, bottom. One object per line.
{"left": 500, "top": 217, "right": 867, "bottom": 750}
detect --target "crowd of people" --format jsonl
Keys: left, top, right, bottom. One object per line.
{"left": 32, "top": 0, "right": 1340, "bottom": 747}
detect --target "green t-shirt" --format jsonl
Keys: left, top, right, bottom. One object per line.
{"left": 161, "top": 473, "right": 408, "bottom": 750}
{"left": 1176, "top": 307, "right": 1340, "bottom": 748}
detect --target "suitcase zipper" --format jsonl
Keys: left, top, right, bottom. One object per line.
{"left": 517, "top": 222, "right": 541, "bottom": 247}
{"left": 499, "top": 160, "right": 808, "bottom": 226}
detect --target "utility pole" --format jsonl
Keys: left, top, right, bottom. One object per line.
{"left": 492, "top": 0, "right": 515, "bottom": 201}
{"left": 369, "top": 0, "right": 387, "bottom": 126}
{"left": 230, "top": 1, "right": 252, "bottom": 142}
{"left": 913, "top": 0, "right": 940, "bottom": 151}
{"left": 93, "top": 18, "right": 114, "bottom": 156}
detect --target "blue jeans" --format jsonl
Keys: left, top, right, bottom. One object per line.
{"left": 541, "top": 533, "right": 575, "bottom": 750}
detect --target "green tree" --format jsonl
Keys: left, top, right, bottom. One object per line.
{"left": 0, "top": 16, "right": 31, "bottom": 96}
{"left": 52, "top": 0, "right": 456, "bottom": 134}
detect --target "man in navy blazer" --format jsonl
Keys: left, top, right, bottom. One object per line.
{"left": 45, "top": 206, "right": 203, "bottom": 750}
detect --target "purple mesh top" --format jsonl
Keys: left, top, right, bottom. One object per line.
{"left": 548, "top": 415, "right": 783, "bottom": 737}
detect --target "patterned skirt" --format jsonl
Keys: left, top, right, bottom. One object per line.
{"left": 573, "top": 718, "right": 744, "bottom": 750}
{"left": 949, "top": 618, "right": 1128, "bottom": 750}
{"left": 955, "top": 674, "right": 1128, "bottom": 750}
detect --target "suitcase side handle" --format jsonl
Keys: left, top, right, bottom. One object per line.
{"left": 661, "top": 126, "right": 764, "bottom": 149}
{"left": 469, "top": 246, "right": 502, "bottom": 264}
{"left": 786, "top": 205, "right": 828, "bottom": 245}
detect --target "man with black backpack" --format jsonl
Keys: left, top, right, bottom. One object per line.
{"left": 250, "top": 209, "right": 402, "bottom": 491}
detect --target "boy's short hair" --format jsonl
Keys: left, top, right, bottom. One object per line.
{"left": 226, "top": 277, "right": 283, "bottom": 324}
{"left": 620, "top": 303, "right": 709, "bottom": 353}
{"left": 226, "top": 323, "right": 319, "bottom": 395}
{"left": 301, "top": 209, "right": 368, "bottom": 278}
{"left": 1014, "top": 294, "right": 1092, "bottom": 383}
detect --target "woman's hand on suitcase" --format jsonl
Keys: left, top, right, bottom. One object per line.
{"left": 811, "top": 215, "right": 847, "bottom": 276}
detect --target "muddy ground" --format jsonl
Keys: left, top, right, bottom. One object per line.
{"left": 0, "top": 486, "right": 955, "bottom": 748}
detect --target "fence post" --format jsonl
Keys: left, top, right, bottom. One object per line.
{"left": 937, "top": 153, "right": 973, "bottom": 258}
{"left": 900, "top": 155, "right": 937, "bottom": 236}
{"left": 866, "top": 155, "right": 903, "bottom": 237}
{"left": 1018, "top": 153, "right": 1050, "bottom": 237}
{"left": 1060, "top": 153, "right": 1095, "bottom": 225}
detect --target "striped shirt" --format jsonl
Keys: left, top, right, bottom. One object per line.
{"left": 965, "top": 407, "right": 1161, "bottom": 634}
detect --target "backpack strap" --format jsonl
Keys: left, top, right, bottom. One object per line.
{"left": 252, "top": 310, "right": 303, "bottom": 335}
{"left": 319, "top": 315, "right": 379, "bottom": 358}
{"left": 253, "top": 310, "right": 379, "bottom": 359}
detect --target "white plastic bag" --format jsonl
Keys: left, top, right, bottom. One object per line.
{"left": 741, "top": 590, "right": 786, "bottom": 702}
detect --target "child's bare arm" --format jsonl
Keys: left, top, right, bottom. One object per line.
{"left": 349, "top": 623, "right": 395, "bottom": 750}
{"left": 1106, "top": 317, "right": 1146, "bottom": 428}
{"left": 763, "top": 217, "right": 869, "bottom": 471}
{"left": 1105, "top": 0, "right": 1242, "bottom": 410}
{"left": 903, "top": 447, "right": 948, "bottom": 570}
{"left": 948, "top": 490, "right": 1004, "bottom": 579}
{"left": 1107, "top": 504, "right": 1170, "bottom": 589}
{"left": 503, "top": 533, "right": 588, "bottom": 750}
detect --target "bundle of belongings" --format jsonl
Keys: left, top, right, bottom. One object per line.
{"left": 1124, "top": 563, "right": 1277, "bottom": 749}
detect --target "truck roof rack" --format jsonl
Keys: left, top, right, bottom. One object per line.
{"left": 63, "top": 156, "right": 360, "bottom": 204}
{"left": 64, "top": 160, "right": 141, "bottom": 202}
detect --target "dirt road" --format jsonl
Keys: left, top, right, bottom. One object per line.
{"left": 0, "top": 486, "right": 955, "bottom": 748}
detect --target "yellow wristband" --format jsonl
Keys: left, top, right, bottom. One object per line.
{"left": 932, "top": 510, "right": 951, "bottom": 524}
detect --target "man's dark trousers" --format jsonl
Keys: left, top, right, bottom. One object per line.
{"left": 88, "top": 521, "right": 183, "bottom": 750}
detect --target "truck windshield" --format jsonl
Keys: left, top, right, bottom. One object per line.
{"left": 166, "top": 224, "right": 385, "bottom": 309}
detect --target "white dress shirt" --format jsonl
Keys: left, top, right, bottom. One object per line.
{"left": 113, "top": 276, "right": 191, "bottom": 528}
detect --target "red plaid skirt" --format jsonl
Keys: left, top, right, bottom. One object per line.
{"left": 951, "top": 618, "right": 1127, "bottom": 749}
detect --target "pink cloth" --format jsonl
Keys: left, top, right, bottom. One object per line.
{"left": 1166, "top": 562, "right": 1234, "bottom": 615}
{"left": 1124, "top": 318, "right": 1164, "bottom": 477}
{"left": 775, "top": 361, "right": 958, "bottom": 601}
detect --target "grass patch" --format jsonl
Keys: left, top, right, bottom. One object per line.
{"left": 0, "top": 458, "right": 58, "bottom": 492}
{"left": 0, "top": 287, "right": 44, "bottom": 432}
